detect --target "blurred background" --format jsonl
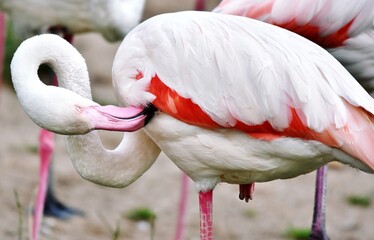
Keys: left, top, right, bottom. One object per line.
{"left": 1, "top": 1, "right": 374, "bottom": 239}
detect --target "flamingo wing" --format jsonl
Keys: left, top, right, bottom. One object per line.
{"left": 213, "top": 0, "right": 374, "bottom": 93}
{"left": 213, "top": 0, "right": 374, "bottom": 47}
{"left": 329, "top": 30, "right": 374, "bottom": 92}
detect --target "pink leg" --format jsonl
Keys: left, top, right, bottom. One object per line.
{"left": 33, "top": 129, "right": 54, "bottom": 240}
{"left": 174, "top": 173, "right": 190, "bottom": 240}
{"left": 199, "top": 190, "right": 213, "bottom": 240}
{"left": 33, "top": 25, "right": 74, "bottom": 240}
{"left": 194, "top": 0, "right": 206, "bottom": 11}
{"left": 310, "top": 165, "right": 329, "bottom": 240}
{"left": 239, "top": 183, "right": 255, "bottom": 202}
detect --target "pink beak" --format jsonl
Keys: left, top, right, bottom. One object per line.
{"left": 83, "top": 104, "right": 156, "bottom": 132}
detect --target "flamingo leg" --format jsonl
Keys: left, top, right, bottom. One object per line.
{"left": 199, "top": 190, "right": 213, "bottom": 240}
{"left": 33, "top": 129, "right": 54, "bottom": 240}
{"left": 174, "top": 173, "right": 190, "bottom": 240}
{"left": 194, "top": 0, "right": 206, "bottom": 11}
{"left": 239, "top": 183, "right": 255, "bottom": 202}
{"left": 310, "top": 165, "right": 329, "bottom": 240}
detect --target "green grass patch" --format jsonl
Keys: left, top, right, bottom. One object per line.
{"left": 346, "top": 195, "right": 371, "bottom": 207}
{"left": 242, "top": 208, "right": 257, "bottom": 218}
{"left": 284, "top": 226, "right": 311, "bottom": 240}
{"left": 14, "top": 190, "right": 23, "bottom": 240}
{"left": 3, "top": 19, "right": 22, "bottom": 87}
{"left": 25, "top": 145, "right": 38, "bottom": 154}
{"left": 125, "top": 207, "right": 157, "bottom": 240}
{"left": 112, "top": 220, "right": 121, "bottom": 240}
{"left": 125, "top": 207, "right": 156, "bottom": 222}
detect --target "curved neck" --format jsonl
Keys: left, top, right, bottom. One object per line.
{"left": 67, "top": 130, "right": 160, "bottom": 187}
{"left": 11, "top": 34, "right": 91, "bottom": 97}
{"left": 11, "top": 34, "right": 161, "bottom": 187}
{"left": 11, "top": 35, "right": 97, "bottom": 132}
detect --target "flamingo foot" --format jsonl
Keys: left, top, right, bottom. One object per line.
{"left": 199, "top": 190, "right": 213, "bottom": 240}
{"left": 239, "top": 183, "right": 255, "bottom": 202}
{"left": 310, "top": 227, "right": 329, "bottom": 240}
{"left": 43, "top": 189, "right": 84, "bottom": 219}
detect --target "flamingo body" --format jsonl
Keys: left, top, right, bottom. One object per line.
{"left": 11, "top": 11, "right": 374, "bottom": 239}
{"left": 113, "top": 12, "right": 374, "bottom": 186}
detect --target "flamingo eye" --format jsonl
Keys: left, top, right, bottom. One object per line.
{"left": 131, "top": 70, "right": 143, "bottom": 80}
{"left": 75, "top": 105, "right": 83, "bottom": 113}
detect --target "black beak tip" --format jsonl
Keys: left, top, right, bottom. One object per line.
{"left": 144, "top": 104, "right": 158, "bottom": 126}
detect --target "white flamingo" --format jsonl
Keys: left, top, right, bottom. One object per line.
{"left": 213, "top": 1, "right": 374, "bottom": 238}
{"left": 11, "top": 11, "right": 374, "bottom": 240}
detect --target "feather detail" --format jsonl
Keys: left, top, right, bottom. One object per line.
{"left": 213, "top": 0, "right": 374, "bottom": 47}
{"left": 328, "top": 101, "right": 374, "bottom": 170}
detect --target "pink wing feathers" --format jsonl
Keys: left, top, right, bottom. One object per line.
{"left": 329, "top": 30, "right": 374, "bottom": 92}
{"left": 214, "top": 0, "right": 374, "bottom": 93}
{"left": 214, "top": 0, "right": 374, "bottom": 48}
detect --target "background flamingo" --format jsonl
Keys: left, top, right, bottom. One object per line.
{"left": 11, "top": 11, "right": 374, "bottom": 239}
{"left": 213, "top": 0, "right": 374, "bottom": 238}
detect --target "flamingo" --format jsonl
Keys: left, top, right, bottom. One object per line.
{"left": 10, "top": 11, "right": 374, "bottom": 240}
{"left": 213, "top": 1, "right": 374, "bottom": 238}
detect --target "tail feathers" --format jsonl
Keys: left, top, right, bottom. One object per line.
{"left": 330, "top": 102, "right": 374, "bottom": 172}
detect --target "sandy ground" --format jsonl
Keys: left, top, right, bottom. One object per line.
{"left": 1, "top": 33, "right": 374, "bottom": 240}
